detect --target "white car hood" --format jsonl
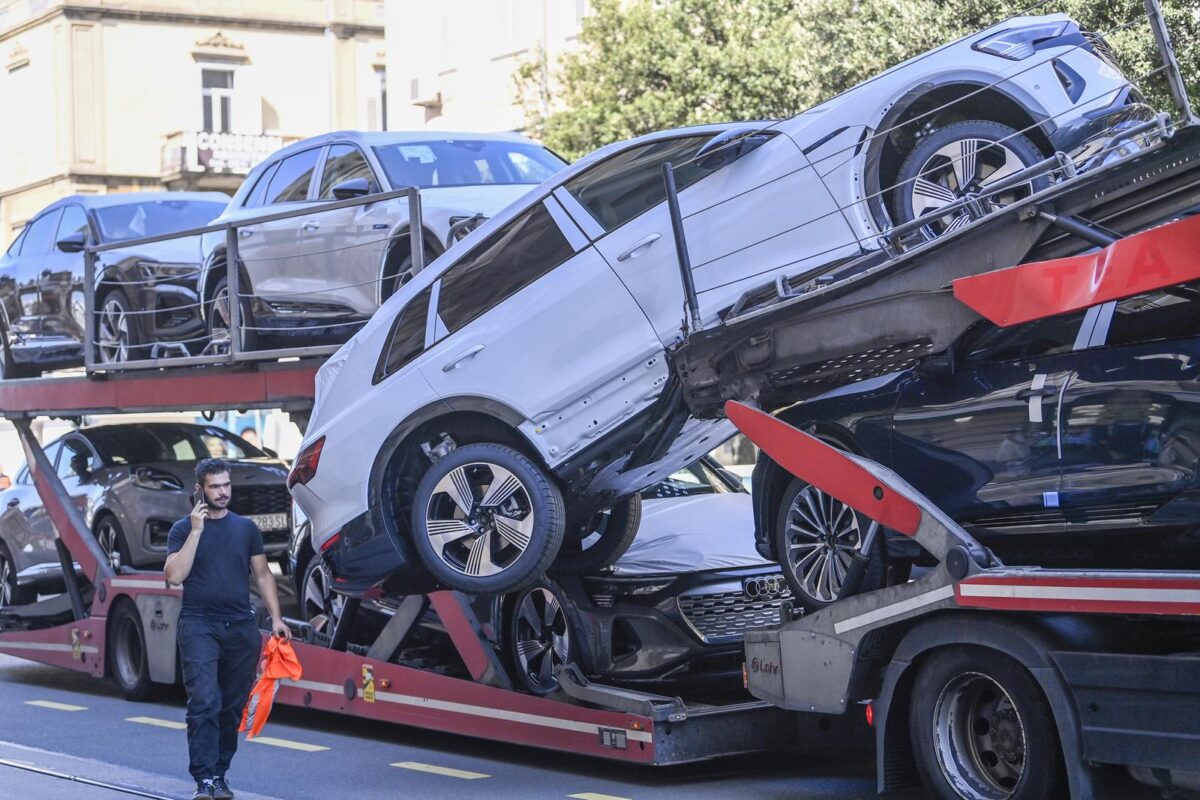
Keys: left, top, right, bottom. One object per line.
{"left": 418, "top": 184, "right": 539, "bottom": 217}
{"left": 609, "top": 493, "right": 769, "bottom": 575}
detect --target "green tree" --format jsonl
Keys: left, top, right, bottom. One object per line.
{"left": 517, "top": 0, "right": 1199, "bottom": 160}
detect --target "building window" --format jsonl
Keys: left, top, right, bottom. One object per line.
{"left": 201, "top": 68, "right": 234, "bottom": 133}
{"left": 376, "top": 66, "right": 387, "bottom": 132}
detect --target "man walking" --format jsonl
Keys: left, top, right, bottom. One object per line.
{"left": 165, "top": 458, "right": 291, "bottom": 800}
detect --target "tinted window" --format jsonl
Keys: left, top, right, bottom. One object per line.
{"left": 19, "top": 210, "right": 63, "bottom": 257}
{"left": 563, "top": 135, "right": 711, "bottom": 232}
{"left": 92, "top": 200, "right": 224, "bottom": 243}
{"left": 243, "top": 163, "right": 279, "bottom": 209}
{"left": 437, "top": 203, "right": 573, "bottom": 334}
{"left": 373, "top": 139, "right": 565, "bottom": 188}
{"left": 87, "top": 426, "right": 261, "bottom": 464}
{"left": 58, "top": 438, "right": 94, "bottom": 479}
{"left": 375, "top": 286, "right": 431, "bottom": 382}
{"left": 265, "top": 149, "right": 320, "bottom": 204}
{"left": 318, "top": 145, "right": 377, "bottom": 199}
{"left": 960, "top": 311, "right": 1086, "bottom": 367}
{"left": 1104, "top": 284, "right": 1200, "bottom": 347}
{"left": 42, "top": 440, "right": 64, "bottom": 473}
{"left": 5, "top": 226, "right": 27, "bottom": 256}
{"left": 57, "top": 205, "right": 91, "bottom": 244}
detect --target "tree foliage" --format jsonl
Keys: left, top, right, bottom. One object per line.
{"left": 516, "top": 0, "right": 1200, "bottom": 159}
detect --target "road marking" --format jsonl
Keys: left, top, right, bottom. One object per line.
{"left": 391, "top": 761, "right": 490, "bottom": 780}
{"left": 126, "top": 716, "right": 187, "bottom": 730}
{"left": 569, "top": 794, "right": 633, "bottom": 800}
{"left": 246, "top": 736, "right": 328, "bottom": 752}
{"left": 24, "top": 700, "right": 86, "bottom": 712}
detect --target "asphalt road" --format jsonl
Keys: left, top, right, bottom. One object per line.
{"left": 0, "top": 650, "right": 921, "bottom": 800}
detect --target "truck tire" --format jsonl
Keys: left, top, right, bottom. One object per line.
{"left": 108, "top": 601, "right": 159, "bottom": 701}
{"left": 909, "top": 646, "right": 1066, "bottom": 800}
{"left": 410, "top": 443, "right": 565, "bottom": 595}
{"left": 551, "top": 495, "right": 641, "bottom": 575}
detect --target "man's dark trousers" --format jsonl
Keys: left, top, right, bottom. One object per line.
{"left": 178, "top": 615, "right": 260, "bottom": 781}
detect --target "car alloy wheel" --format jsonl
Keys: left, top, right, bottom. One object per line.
{"left": 96, "top": 294, "right": 132, "bottom": 363}
{"left": 301, "top": 558, "right": 344, "bottom": 634}
{"left": 0, "top": 552, "right": 14, "bottom": 606}
{"left": 96, "top": 518, "right": 123, "bottom": 571}
{"left": 780, "top": 483, "right": 872, "bottom": 605}
{"left": 933, "top": 672, "right": 1027, "bottom": 799}
{"left": 425, "top": 462, "right": 536, "bottom": 578}
{"left": 510, "top": 583, "right": 571, "bottom": 694}
{"left": 908, "top": 138, "right": 1032, "bottom": 239}
{"left": 207, "top": 277, "right": 257, "bottom": 355}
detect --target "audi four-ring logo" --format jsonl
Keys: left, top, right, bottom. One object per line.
{"left": 743, "top": 575, "right": 788, "bottom": 599}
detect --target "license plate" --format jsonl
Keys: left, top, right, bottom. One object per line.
{"left": 248, "top": 513, "right": 288, "bottom": 532}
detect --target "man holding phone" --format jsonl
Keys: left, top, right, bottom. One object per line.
{"left": 165, "top": 458, "right": 290, "bottom": 800}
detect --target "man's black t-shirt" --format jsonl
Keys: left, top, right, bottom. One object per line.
{"left": 167, "top": 512, "right": 265, "bottom": 621}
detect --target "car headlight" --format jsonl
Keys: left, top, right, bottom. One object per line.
{"left": 973, "top": 22, "right": 1070, "bottom": 60}
{"left": 132, "top": 467, "right": 184, "bottom": 491}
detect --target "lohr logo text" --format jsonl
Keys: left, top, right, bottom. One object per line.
{"left": 750, "top": 657, "right": 780, "bottom": 675}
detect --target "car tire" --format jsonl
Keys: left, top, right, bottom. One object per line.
{"left": 0, "top": 329, "right": 36, "bottom": 380}
{"left": 108, "top": 600, "right": 160, "bottom": 701}
{"left": 207, "top": 276, "right": 258, "bottom": 354}
{"left": 94, "top": 514, "right": 132, "bottom": 571}
{"left": 299, "top": 554, "right": 344, "bottom": 635}
{"left": 0, "top": 542, "right": 33, "bottom": 607}
{"left": 410, "top": 443, "right": 565, "bottom": 595}
{"left": 551, "top": 495, "right": 642, "bottom": 575}
{"left": 94, "top": 289, "right": 145, "bottom": 364}
{"left": 893, "top": 120, "right": 1049, "bottom": 241}
{"left": 773, "top": 472, "right": 887, "bottom": 613}
{"left": 507, "top": 579, "right": 574, "bottom": 695}
{"left": 910, "top": 646, "right": 1067, "bottom": 800}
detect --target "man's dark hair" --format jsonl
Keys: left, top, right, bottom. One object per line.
{"left": 196, "top": 458, "right": 231, "bottom": 486}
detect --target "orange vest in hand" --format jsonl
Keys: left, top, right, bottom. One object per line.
{"left": 240, "top": 637, "right": 302, "bottom": 738}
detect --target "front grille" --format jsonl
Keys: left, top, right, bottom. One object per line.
{"left": 1083, "top": 30, "right": 1122, "bottom": 72}
{"left": 678, "top": 587, "right": 792, "bottom": 643}
{"left": 230, "top": 484, "right": 290, "bottom": 518}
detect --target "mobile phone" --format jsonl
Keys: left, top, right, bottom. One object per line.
{"left": 192, "top": 491, "right": 210, "bottom": 509}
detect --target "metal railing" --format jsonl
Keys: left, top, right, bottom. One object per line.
{"left": 83, "top": 187, "right": 426, "bottom": 372}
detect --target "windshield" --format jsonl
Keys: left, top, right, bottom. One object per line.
{"left": 373, "top": 140, "right": 565, "bottom": 188}
{"left": 93, "top": 200, "right": 226, "bottom": 243}
{"left": 87, "top": 425, "right": 264, "bottom": 464}
{"left": 641, "top": 459, "right": 742, "bottom": 500}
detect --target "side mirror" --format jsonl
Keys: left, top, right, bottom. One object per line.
{"left": 331, "top": 178, "right": 373, "bottom": 200}
{"left": 695, "top": 127, "right": 778, "bottom": 171}
{"left": 917, "top": 350, "right": 956, "bottom": 379}
{"left": 56, "top": 232, "right": 87, "bottom": 253}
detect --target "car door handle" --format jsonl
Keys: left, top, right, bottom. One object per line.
{"left": 442, "top": 344, "right": 485, "bottom": 372}
{"left": 302, "top": 221, "right": 321, "bottom": 232}
{"left": 616, "top": 233, "right": 662, "bottom": 262}
{"left": 6, "top": 499, "right": 18, "bottom": 508}
{"left": 238, "top": 228, "right": 254, "bottom": 238}
{"left": 1015, "top": 386, "right": 1058, "bottom": 400}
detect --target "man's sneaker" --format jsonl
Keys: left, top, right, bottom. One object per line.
{"left": 192, "top": 780, "right": 215, "bottom": 800}
{"left": 211, "top": 776, "right": 234, "bottom": 800}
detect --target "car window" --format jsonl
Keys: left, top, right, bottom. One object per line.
{"left": 641, "top": 460, "right": 735, "bottom": 499}
{"left": 318, "top": 145, "right": 377, "bottom": 199}
{"left": 5, "top": 226, "right": 27, "bottom": 257}
{"left": 57, "top": 205, "right": 91, "bottom": 244}
{"left": 58, "top": 438, "right": 94, "bottom": 479}
{"left": 43, "top": 440, "right": 64, "bottom": 473}
{"left": 18, "top": 210, "right": 64, "bottom": 257}
{"left": 15, "top": 466, "right": 30, "bottom": 485}
{"left": 373, "top": 139, "right": 565, "bottom": 188}
{"left": 243, "top": 163, "right": 280, "bottom": 209}
{"left": 86, "top": 426, "right": 261, "bottom": 464}
{"left": 93, "top": 200, "right": 225, "bottom": 243}
{"left": 436, "top": 203, "right": 573, "bottom": 335}
{"left": 563, "top": 135, "right": 712, "bottom": 233}
{"left": 959, "top": 311, "right": 1086, "bottom": 367}
{"left": 375, "top": 286, "right": 432, "bottom": 383}
{"left": 265, "top": 148, "right": 320, "bottom": 204}
{"left": 1103, "top": 284, "right": 1200, "bottom": 347}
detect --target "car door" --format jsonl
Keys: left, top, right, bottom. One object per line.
{"left": 236, "top": 147, "right": 322, "bottom": 306}
{"left": 38, "top": 204, "right": 90, "bottom": 342}
{"left": 1057, "top": 288, "right": 1200, "bottom": 523}
{"left": 891, "top": 310, "right": 1086, "bottom": 533}
{"left": 0, "top": 226, "right": 29, "bottom": 342}
{"left": 420, "top": 197, "right": 662, "bottom": 466}
{"left": 0, "top": 466, "right": 50, "bottom": 572}
{"left": 7, "top": 209, "right": 63, "bottom": 339}
{"left": 557, "top": 130, "right": 858, "bottom": 346}
{"left": 308, "top": 143, "right": 392, "bottom": 318}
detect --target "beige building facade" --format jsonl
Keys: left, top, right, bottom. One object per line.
{"left": 386, "top": 0, "right": 588, "bottom": 134}
{"left": 0, "top": 0, "right": 389, "bottom": 249}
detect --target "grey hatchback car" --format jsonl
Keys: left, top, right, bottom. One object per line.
{"left": 0, "top": 423, "right": 290, "bottom": 605}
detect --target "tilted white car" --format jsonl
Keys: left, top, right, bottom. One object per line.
{"left": 199, "top": 131, "right": 566, "bottom": 350}
{"left": 289, "top": 13, "right": 1150, "bottom": 595}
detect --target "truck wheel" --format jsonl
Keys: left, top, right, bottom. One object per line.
{"left": 893, "top": 120, "right": 1048, "bottom": 241}
{"left": 773, "top": 473, "right": 887, "bottom": 613}
{"left": 108, "top": 601, "right": 158, "bottom": 701}
{"left": 551, "top": 495, "right": 641, "bottom": 575}
{"left": 410, "top": 443, "right": 565, "bottom": 595}
{"left": 910, "top": 646, "right": 1066, "bottom": 800}
{"left": 507, "top": 579, "right": 574, "bottom": 695}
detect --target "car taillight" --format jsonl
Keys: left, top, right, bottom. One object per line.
{"left": 319, "top": 530, "right": 341, "bottom": 553}
{"left": 287, "top": 436, "right": 325, "bottom": 489}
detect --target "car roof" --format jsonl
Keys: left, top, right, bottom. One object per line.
{"left": 75, "top": 421, "right": 236, "bottom": 436}
{"left": 41, "top": 192, "right": 231, "bottom": 213}
{"left": 266, "top": 129, "right": 540, "bottom": 161}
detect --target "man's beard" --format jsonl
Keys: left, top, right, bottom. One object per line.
{"left": 208, "top": 495, "right": 230, "bottom": 509}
